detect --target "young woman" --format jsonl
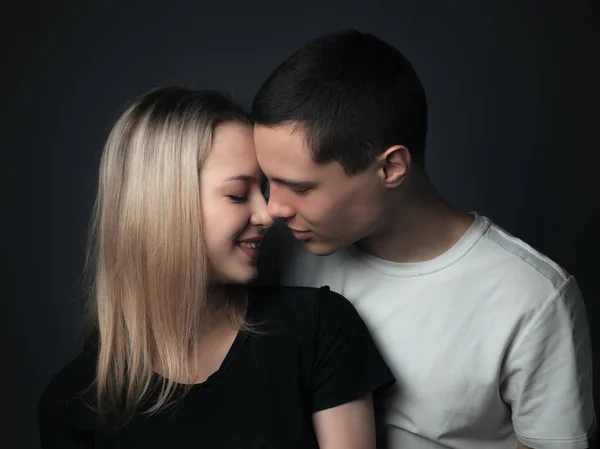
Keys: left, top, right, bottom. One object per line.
{"left": 37, "top": 87, "right": 394, "bottom": 449}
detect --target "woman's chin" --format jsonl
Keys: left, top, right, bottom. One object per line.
{"left": 215, "top": 266, "right": 257, "bottom": 286}
{"left": 237, "top": 267, "right": 258, "bottom": 285}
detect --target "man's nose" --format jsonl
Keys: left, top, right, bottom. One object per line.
{"left": 267, "top": 187, "right": 294, "bottom": 219}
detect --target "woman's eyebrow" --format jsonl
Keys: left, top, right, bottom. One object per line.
{"left": 224, "top": 175, "right": 259, "bottom": 182}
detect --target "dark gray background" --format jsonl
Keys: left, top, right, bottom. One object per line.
{"left": 6, "top": 1, "right": 599, "bottom": 448}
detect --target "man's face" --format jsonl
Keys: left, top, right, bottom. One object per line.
{"left": 254, "top": 124, "right": 386, "bottom": 255}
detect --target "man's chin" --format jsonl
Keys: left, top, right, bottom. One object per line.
{"left": 302, "top": 239, "right": 340, "bottom": 257}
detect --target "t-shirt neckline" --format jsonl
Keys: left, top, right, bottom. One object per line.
{"left": 164, "top": 290, "right": 254, "bottom": 389}
{"left": 346, "top": 212, "right": 490, "bottom": 277}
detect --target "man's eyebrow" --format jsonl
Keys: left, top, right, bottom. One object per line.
{"left": 270, "top": 177, "right": 316, "bottom": 187}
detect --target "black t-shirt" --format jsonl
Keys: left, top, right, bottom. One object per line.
{"left": 38, "top": 286, "right": 395, "bottom": 448}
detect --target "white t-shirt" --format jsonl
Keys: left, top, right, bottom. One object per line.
{"left": 259, "top": 212, "right": 595, "bottom": 449}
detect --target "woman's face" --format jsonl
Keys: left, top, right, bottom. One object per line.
{"left": 200, "top": 121, "right": 273, "bottom": 284}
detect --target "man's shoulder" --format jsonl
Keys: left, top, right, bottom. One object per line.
{"left": 477, "top": 218, "right": 571, "bottom": 292}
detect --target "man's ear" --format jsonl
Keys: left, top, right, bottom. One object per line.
{"left": 377, "top": 145, "right": 411, "bottom": 188}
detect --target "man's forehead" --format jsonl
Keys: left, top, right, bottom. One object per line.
{"left": 253, "top": 125, "right": 352, "bottom": 185}
{"left": 254, "top": 124, "right": 307, "bottom": 146}
{"left": 254, "top": 124, "right": 315, "bottom": 168}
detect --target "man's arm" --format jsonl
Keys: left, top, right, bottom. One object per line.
{"left": 502, "top": 276, "right": 594, "bottom": 449}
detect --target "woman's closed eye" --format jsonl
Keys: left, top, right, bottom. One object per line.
{"left": 227, "top": 195, "right": 248, "bottom": 203}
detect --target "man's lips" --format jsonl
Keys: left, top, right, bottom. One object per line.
{"left": 289, "top": 228, "right": 312, "bottom": 241}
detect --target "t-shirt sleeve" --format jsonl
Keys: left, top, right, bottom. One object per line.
{"left": 501, "top": 276, "right": 595, "bottom": 449}
{"left": 311, "top": 286, "right": 396, "bottom": 413}
{"left": 38, "top": 378, "right": 93, "bottom": 449}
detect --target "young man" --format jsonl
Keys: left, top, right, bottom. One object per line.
{"left": 251, "top": 30, "right": 595, "bottom": 449}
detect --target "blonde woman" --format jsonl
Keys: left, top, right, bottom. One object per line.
{"left": 37, "top": 87, "right": 394, "bottom": 448}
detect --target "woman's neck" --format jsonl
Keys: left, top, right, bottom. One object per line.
{"left": 152, "top": 284, "right": 248, "bottom": 385}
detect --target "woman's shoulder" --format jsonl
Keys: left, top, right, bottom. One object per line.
{"left": 57, "top": 345, "right": 97, "bottom": 384}
{"left": 38, "top": 346, "right": 98, "bottom": 436}
{"left": 40, "top": 346, "right": 97, "bottom": 408}
{"left": 247, "top": 285, "right": 359, "bottom": 331}
{"left": 249, "top": 284, "right": 347, "bottom": 309}
{"left": 249, "top": 286, "right": 396, "bottom": 414}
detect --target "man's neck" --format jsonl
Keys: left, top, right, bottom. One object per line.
{"left": 358, "top": 173, "right": 474, "bottom": 263}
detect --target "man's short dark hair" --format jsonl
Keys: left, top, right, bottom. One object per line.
{"left": 251, "top": 29, "right": 428, "bottom": 175}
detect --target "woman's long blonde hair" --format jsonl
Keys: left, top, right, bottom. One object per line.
{"left": 85, "top": 87, "right": 252, "bottom": 425}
